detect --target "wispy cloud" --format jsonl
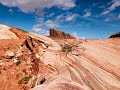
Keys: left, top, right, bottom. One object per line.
{"left": 99, "top": 5, "right": 105, "bottom": 9}
{"left": 101, "top": 0, "right": 120, "bottom": 15}
{"left": 45, "top": 20, "right": 59, "bottom": 29}
{"left": 72, "top": 32, "right": 80, "bottom": 38}
{"left": 8, "top": 9, "right": 13, "bottom": 14}
{"left": 32, "top": 12, "right": 79, "bottom": 35}
{"left": 103, "top": 13, "right": 120, "bottom": 22}
{"left": 32, "top": 18, "right": 60, "bottom": 36}
{"left": 84, "top": 12, "right": 91, "bottom": 17}
{"left": 66, "top": 14, "right": 78, "bottom": 21}
{"left": 46, "top": 13, "right": 55, "bottom": 18}
{"left": 32, "top": 24, "right": 49, "bottom": 36}
{"left": 118, "top": 14, "right": 120, "bottom": 19}
{"left": 104, "top": 18, "right": 110, "bottom": 22}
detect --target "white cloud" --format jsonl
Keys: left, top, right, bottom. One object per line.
{"left": 66, "top": 14, "right": 78, "bottom": 21}
{"left": 55, "top": 13, "right": 78, "bottom": 22}
{"left": 32, "top": 24, "right": 49, "bottom": 36}
{"left": 109, "top": 0, "right": 120, "bottom": 10}
{"left": 118, "top": 14, "right": 120, "bottom": 19}
{"left": 72, "top": 32, "right": 86, "bottom": 39}
{"left": 84, "top": 9, "right": 91, "bottom": 13}
{"left": 104, "top": 14, "right": 120, "bottom": 21}
{"left": 56, "top": 14, "right": 66, "bottom": 22}
{"left": 45, "top": 20, "right": 59, "bottom": 28}
{"left": 72, "top": 33, "right": 79, "bottom": 38}
{"left": 32, "top": 12, "right": 78, "bottom": 35}
{"left": 84, "top": 12, "right": 91, "bottom": 17}
{"left": 47, "top": 13, "right": 55, "bottom": 18}
{"left": 32, "top": 19, "right": 59, "bottom": 35}
{"left": 80, "top": 37, "right": 86, "bottom": 39}
{"left": 101, "top": 10, "right": 110, "bottom": 15}
{"left": 56, "top": 14, "right": 64, "bottom": 20}
{"left": 99, "top": 5, "right": 105, "bottom": 9}
{"left": 36, "top": 17, "right": 44, "bottom": 23}
{"left": 101, "top": 0, "right": 120, "bottom": 15}
{"left": 104, "top": 18, "right": 110, "bottom": 21}
{"left": 93, "top": 2, "right": 98, "bottom": 7}
{"left": 8, "top": 9, "right": 13, "bottom": 14}
{"left": 35, "top": 9, "right": 44, "bottom": 16}
{"left": 0, "top": 0, "right": 75, "bottom": 13}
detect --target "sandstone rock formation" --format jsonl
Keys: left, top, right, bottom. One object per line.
{"left": 0, "top": 24, "right": 27, "bottom": 39}
{"left": 10, "top": 28, "right": 27, "bottom": 39}
{"left": 49, "top": 29, "right": 76, "bottom": 39}
{"left": 0, "top": 24, "right": 120, "bottom": 90}
{"left": 109, "top": 32, "right": 120, "bottom": 38}
{"left": 0, "top": 24, "right": 19, "bottom": 39}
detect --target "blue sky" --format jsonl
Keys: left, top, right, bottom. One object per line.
{"left": 0, "top": 0, "right": 120, "bottom": 39}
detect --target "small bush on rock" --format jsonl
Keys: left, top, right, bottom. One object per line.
{"left": 61, "top": 45, "right": 72, "bottom": 53}
{"left": 23, "top": 76, "right": 30, "bottom": 84}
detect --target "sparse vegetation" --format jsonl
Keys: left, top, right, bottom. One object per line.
{"left": 23, "top": 76, "right": 30, "bottom": 84}
{"left": 61, "top": 45, "right": 72, "bottom": 53}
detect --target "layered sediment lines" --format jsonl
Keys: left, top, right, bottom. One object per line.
{"left": 33, "top": 38, "right": 120, "bottom": 90}
{"left": 0, "top": 25, "right": 120, "bottom": 90}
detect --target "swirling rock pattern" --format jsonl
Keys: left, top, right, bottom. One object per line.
{"left": 0, "top": 25, "right": 120, "bottom": 90}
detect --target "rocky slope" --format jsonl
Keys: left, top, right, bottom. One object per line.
{"left": 109, "top": 32, "right": 120, "bottom": 38}
{"left": 0, "top": 24, "right": 120, "bottom": 90}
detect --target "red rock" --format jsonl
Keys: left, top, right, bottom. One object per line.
{"left": 109, "top": 32, "right": 120, "bottom": 38}
{"left": 49, "top": 29, "right": 76, "bottom": 39}
{"left": 9, "top": 28, "right": 27, "bottom": 39}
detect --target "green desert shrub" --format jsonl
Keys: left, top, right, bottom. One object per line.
{"left": 23, "top": 76, "right": 30, "bottom": 84}
{"left": 61, "top": 45, "right": 72, "bottom": 53}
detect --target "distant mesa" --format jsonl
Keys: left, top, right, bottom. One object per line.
{"left": 109, "top": 32, "right": 120, "bottom": 38}
{"left": 49, "top": 29, "right": 76, "bottom": 39}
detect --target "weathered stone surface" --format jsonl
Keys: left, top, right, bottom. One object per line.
{"left": 4, "top": 50, "right": 14, "bottom": 59}
{"left": 49, "top": 29, "right": 76, "bottom": 39}
{"left": 10, "top": 28, "right": 27, "bottom": 39}
{"left": 0, "top": 24, "right": 19, "bottom": 39}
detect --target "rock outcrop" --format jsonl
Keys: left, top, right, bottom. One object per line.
{"left": 49, "top": 29, "right": 76, "bottom": 39}
{"left": 109, "top": 32, "right": 120, "bottom": 38}
{"left": 0, "top": 24, "right": 19, "bottom": 39}
{"left": 0, "top": 24, "right": 27, "bottom": 39}
{"left": 0, "top": 24, "right": 120, "bottom": 90}
{"left": 10, "top": 28, "right": 27, "bottom": 39}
